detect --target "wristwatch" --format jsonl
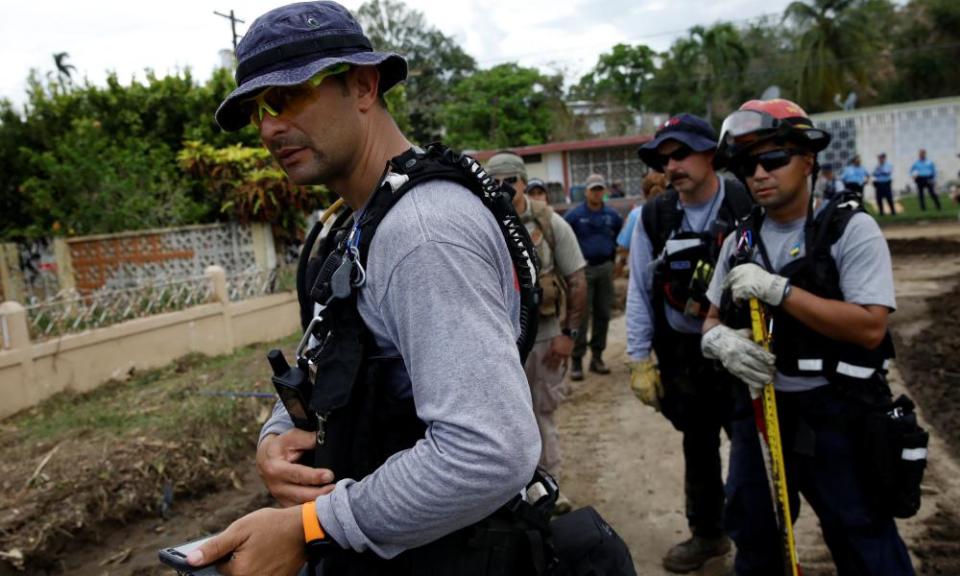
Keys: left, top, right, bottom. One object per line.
{"left": 302, "top": 500, "right": 336, "bottom": 562}
{"left": 561, "top": 328, "right": 579, "bottom": 340}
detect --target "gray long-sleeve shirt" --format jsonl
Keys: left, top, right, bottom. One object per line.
{"left": 260, "top": 179, "right": 540, "bottom": 558}
{"left": 626, "top": 179, "right": 728, "bottom": 360}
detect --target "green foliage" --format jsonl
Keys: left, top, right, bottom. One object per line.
{"left": 575, "top": 44, "right": 658, "bottom": 111}
{"left": 356, "top": 0, "right": 476, "bottom": 144}
{"left": 177, "top": 142, "right": 331, "bottom": 242}
{"left": 441, "top": 63, "right": 568, "bottom": 150}
{"left": 0, "top": 62, "right": 262, "bottom": 241}
{"left": 881, "top": 0, "right": 960, "bottom": 102}
{"left": 19, "top": 119, "right": 202, "bottom": 237}
{"left": 783, "top": 0, "right": 895, "bottom": 111}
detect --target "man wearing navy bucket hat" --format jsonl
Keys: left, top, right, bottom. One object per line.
{"left": 184, "top": 2, "right": 566, "bottom": 575}
{"left": 631, "top": 114, "right": 753, "bottom": 572}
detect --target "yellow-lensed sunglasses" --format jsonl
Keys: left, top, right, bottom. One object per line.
{"left": 246, "top": 63, "right": 351, "bottom": 127}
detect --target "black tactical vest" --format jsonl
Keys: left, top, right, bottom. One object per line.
{"left": 642, "top": 178, "right": 753, "bottom": 322}
{"left": 721, "top": 194, "right": 895, "bottom": 390}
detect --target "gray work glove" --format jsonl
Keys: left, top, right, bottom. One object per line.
{"left": 723, "top": 263, "right": 790, "bottom": 306}
{"left": 701, "top": 324, "right": 776, "bottom": 393}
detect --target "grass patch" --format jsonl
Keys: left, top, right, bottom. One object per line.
{"left": 0, "top": 333, "right": 299, "bottom": 572}
{"left": 867, "top": 193, "right": 960, "bottom": 224}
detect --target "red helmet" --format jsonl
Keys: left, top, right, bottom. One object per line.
{"left": 716, "top": 99, "right": 831, "bottom": 167}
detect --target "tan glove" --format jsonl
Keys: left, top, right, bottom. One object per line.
{"left": 628, "top": 357, "right": 663, "bottom": 410}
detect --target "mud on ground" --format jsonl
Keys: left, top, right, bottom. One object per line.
{"left": 888, "top": 239, "right": 960, "bottom": 575}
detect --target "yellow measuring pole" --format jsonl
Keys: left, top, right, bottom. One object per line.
{"left": 749, "top": 298, "right": 801, "bottom": 576}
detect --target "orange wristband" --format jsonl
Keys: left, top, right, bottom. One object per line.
{"left": 301, "top": 500, "right": 326, "bottom": 543}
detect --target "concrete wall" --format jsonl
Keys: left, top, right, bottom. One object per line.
{"left": 812, "top": 97, "right": 960, "bottom": 195}
{"left": 0, "top": 266, "right": 299, "bottom": 420}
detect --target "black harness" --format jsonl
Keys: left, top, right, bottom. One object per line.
{"left": 285, "top": 144, "right": 555, "bottom": 574}
{"left": 642, "top": 178, "right": 753, "bottom": 321}
{"left": 721, "top": 193, "right": 895, "bottom": 391}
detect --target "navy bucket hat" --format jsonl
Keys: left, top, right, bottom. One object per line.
{"left": 637, "top": 114, "right": 718, "bottom": 172}
{"left": 215, "top": 1, "right": 408, "bottom": 132}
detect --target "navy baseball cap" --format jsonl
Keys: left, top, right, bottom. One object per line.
{"left": 215, "top": 1, "right": 408, "bottom": 132}
{"left": 638, "top": 114, "right": 718, "bottom": 171}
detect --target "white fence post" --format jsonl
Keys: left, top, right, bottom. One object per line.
{"left": 0, "top": 301, "right": 30, "bottom": 351}
{"left": 205, "top": 265, "right": 235, "bottom": 353}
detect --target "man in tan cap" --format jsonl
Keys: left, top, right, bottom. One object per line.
{"left": 563, "top": 173, "right": 623, "bottom": 380}
{"left": 485, "top": 152, "right": 586, "bottom": 506}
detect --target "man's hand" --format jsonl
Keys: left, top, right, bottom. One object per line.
{"left": 257, "top": 430, "right": 335, "bottom": 507}
{"left": 543, "top": 333, "right": 575, "bottom": 370}
{"left": 627, "top": 357, "right": 662, "bottom": 410}
{"left": 701, "top": 324, "right": 776, "bottom": 393}
{"left": 723, "top": 263, "right": 790, "bottom": 306}
{"left": 188, "top": 506, "right": 307, "bottom": 576}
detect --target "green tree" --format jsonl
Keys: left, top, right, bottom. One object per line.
{"left": 575, "top": 43, "right": 658, "bottom": 111}
{"left": 356, "top": 0, "right": 476, "bottom": 144}
{"left": 881, "top": 0, "right": 960, "bottom": 102}
{"left": 440, "top": 63, "right": 567, "bottom": 151}
{"left": 674, "top": 24, "right": 748, "bottom": 122}
{"left": 20, "top": 119, "right": 202, "bottom": 237}
{"left": 52, "top": 52, "right": 76, "bottom": 85}
{"left": 783, "top": 0, "right": 894, "bottom": 111}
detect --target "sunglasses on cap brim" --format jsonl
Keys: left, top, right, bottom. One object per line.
{"left": 730, "top": 148, "right": 806, "bottom": 178}
{"left": 494, "top": 175, "right": 520, "bottom": 185}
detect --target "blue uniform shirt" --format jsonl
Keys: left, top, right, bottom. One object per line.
{"left": 617, "top": 205, "right": 643, "bottom": 249}
{"left": 564, "top": 202, "right": 623, "bottom": 265}
{"left": 841, "top": 165, "right": 869, "bottom": 186}
{"left": 911, "top": 159, "right": 936, "bottom": 179}
{"left": 872, "top": 161, "right": 893, "bottom": 183}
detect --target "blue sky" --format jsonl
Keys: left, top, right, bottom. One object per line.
{"left": 1, "top": 0, "right": 794, "bottom": 110}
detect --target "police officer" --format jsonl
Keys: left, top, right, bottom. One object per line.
{"left": 186, "top": 3, "right": 543, "bottom": 574}
{"left": 702, "top": 98, "right": 915, "bottom": 575}
{"left": 911, "top": 149, "right": 941, "bottom": 211}
{"left": 564, "top": 174, "right": 624, "bottom": 380}
{"left": 632, "top": 114, "right": 753, "bottom": 573}
{"left": 841, "top": 155, "right": 869, "bottom": 196}
{"left": 485, "top": 152, "right": 587, "bottom": 511}
{"left": 873, "top": 152, "right": 896, "bottom": 216}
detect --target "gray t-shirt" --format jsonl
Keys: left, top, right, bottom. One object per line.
{"left": 519, "top": 199, "right": 586, "bottom": 341}
{"left": 626, "top": 179, "right": 729, "bottom": 360}
{"left": 260, "top": 180, "right": 540, "bottom": 558}
{"left": 706, "top": 208, "right": 896, "bottom": 392}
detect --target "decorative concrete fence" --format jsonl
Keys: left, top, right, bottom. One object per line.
{"left": 0, "top": 265, "right": 299, "bottom": 420}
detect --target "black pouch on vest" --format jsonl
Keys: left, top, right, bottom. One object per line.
{"left": 860, "top": 394, "right": 929, "bottom": 518}
{"left": 550, "top": 507, "right": 636, "bottom": 576}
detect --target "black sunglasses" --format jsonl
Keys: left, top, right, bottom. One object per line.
{"left": 732, "top": 148, "right": 805, "bottom": 178}
{"left": 494, "top": 175, "right": 519, "bottom": 186}
{"left": 654, "top": 145, "right": 694, "bottom": 169}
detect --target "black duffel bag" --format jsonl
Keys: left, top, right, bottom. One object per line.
{"left": 550, "top": 507, "right": 636, "bottom": 576}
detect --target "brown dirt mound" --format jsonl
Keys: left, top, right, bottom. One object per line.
{"left": 888, "top": 238, "right": 960, "bottom": 257}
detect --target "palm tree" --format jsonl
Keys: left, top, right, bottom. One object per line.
{"left": 783, "top": 0, "right": 884, "bottom": 111}
{"left": 676, "top": 24, "right": 749, "bottom": 122}
{"left": 53, "top": 52, "right": 76, "bottom": 86}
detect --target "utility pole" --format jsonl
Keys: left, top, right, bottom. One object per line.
{"left": 213, "top": 9, "right": 245, "bottom": 54}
